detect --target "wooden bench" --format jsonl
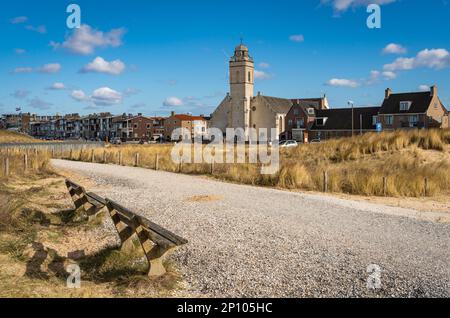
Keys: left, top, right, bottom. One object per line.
{"left": 64, "top": 179, "right": 188, "bottom": 277}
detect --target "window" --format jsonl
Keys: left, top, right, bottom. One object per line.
{"left": 296, "top": 119, "right": 304, "bottom": 128}
{"left": 386, "top": 116, "right": 393, "bottom": 125}
{"left": 372, "top": 116, "right": 378, "bottom": 125}
{"left": 248, "top": 72, "right": 251, "bottom": 82}
{"left": 288, "top": 119, "right": 293, "bottom": 126}
{"left": 315, "top": 118, "right": 326, "bottom": 126}
{"left": 409, "top": 115, "right": 418, "bottom": 123}
{"left": 146, "top": 124, "right": 151, "bottom": 129}
{"left": 307, "top": 108, "right": 315, "bottom": 115}
{"left": 134, "top": 124, "right": 138, "bottom": 129}
{"left": 400, "top": 101, "right": 411, "bottom": 111}
{"left": 293, "top": 109, "right": 300, "bottom": 116}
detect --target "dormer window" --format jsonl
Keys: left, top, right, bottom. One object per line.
{"left": 315, "top": 118, "right": 327, "bottom": 126}
{"left": 400, "top": 101, "right": 412, "bottom": 111}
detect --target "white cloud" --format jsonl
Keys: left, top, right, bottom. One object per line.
{"left": 289, "top": 34, "right": 304, "bottom": 42}
{"left": 49, "top": 82, "right": 66, "bottom": 90}
{"left": 326, "top": 78, "right": 360, "bottom": 88}
{"left": 382, "top": 43, "right": 407, "bottom": 55}
{"left": 384, "top": 48, "right": 450, "bottom": 73}
{"left": 258, "top": 62, "right": 270, "bottom": 69}
{"left": 38, "top": 63, "right": 61, "bottom": 73}
{"left": 28, "top": 97, "right": 52, "bottom": 110}
{"left": 383, "top": 57, "right": 414, "bottom": 72}
{"left": 25, "top": 25, "right": 47, "bottom": 34}
{"left": 15, "top": 48, "right": 26, "bottom": 54}
{"left": 254, "top": 70, "right": 272, "bottom": 80}
{"left": 124, "top": 88, "right": 141, "bottom": 96}
{"left": 80, "top": 57, "right": 126, "bottom": 75}
{"left": 418, "top": 85, "right": 430, "bottom": 92}
{"left": 11, "top": 90, "right": 30, "bottom": 99}
{"left": 322, "top": 0, "right": 396, "bottom": 12}
{"left": 12, "top": 67, "right": 33, "bottom": 74}
{"left": 163, "top": 97, "right": 184, "bottom": 107}
{"left": 366, "top": 70, "right": 380, "bottom": 84}
{"left": 51, "top": 24, "right": 126, "bottom": 55}
{"left": 91, "top": 87, "right": 122, "bottom": 106}
{"left": 71, "top": 90, "right": 88, "bottom": 102}
{"left": 382, "top": 71, "right": 397, "bottom": 80}
{"left": 10, "top": 16, "right": 28, "bottom": 24}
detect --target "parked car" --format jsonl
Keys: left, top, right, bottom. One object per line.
{"left": 279, "top": 140, "right": 298, "bottom": 148}
{"left": 310, "top": 139, "right": 321, "bottom": 144}
{"left": 110, "top": 137, "right": 122, "bottom": 145}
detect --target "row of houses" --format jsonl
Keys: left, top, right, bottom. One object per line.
{"left": 210, "top": 43, "right": 450, "bottom": 142}
{"left": 0, "top": 111, "right": 210, "bottom": 142}
{"left": 2, "top": 86, "right": 449, "bottom": 144}
{"left": 282, "top": 86, "right": 449, "bottom": 142}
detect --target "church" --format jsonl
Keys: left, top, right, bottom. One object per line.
{"left": 210, "top": 43, "right": 329, "bottom": 141}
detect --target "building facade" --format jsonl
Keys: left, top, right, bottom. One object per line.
{"left": 210, "top": 44, "right": 328, "bottom": 141}
{"left": 378, "top": 86, "right": 449, "bottom": 130}
{"left": 164, "top": 112, "right": 208, "bottom": 141}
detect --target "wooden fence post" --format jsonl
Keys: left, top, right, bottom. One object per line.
{"left": 119, "top": 151, "right": 123, "bottom": 166}
{"left": 24, "top": 154, "right": 28, "bottom": 172}
{"left": 323, "top": 170, "right": 328, "bottom": 193}
{"left": 424, "top": 178, "right": 428, "bottom": 197}
{"left": 103, "top": 150, "right": 107, "bottom": 163}
{"left": 91, "top": 149, "right": 95, "bottom": 163}
{"left": 383, "top": 177, "right": 387, "bottom": 197}
{"left": 155, "top": 154, "right": 159, "bottom": 171}
{"left": 135, "top": 153, "right": 140, "bottom": 167}
{"left": 4, "top": 157, "right": 9, "bottom": 177}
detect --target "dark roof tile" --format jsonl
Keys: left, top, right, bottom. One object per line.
{"left": 310, "top": 107, "right": 380, "bottom": 131}
{"left": 379, "top": 92, "right": 432, "bottom": 114}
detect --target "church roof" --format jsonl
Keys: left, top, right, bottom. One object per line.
{"left": 257, "top": 95, "right": 294, "bottom": 114}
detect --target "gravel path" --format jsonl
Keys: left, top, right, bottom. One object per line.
{"left": 52, "top": 159, "right": 450, "bottom": 298}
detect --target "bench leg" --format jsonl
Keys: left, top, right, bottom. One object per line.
{"left": 145, "top": 245, "right": 175, "bottom": 277}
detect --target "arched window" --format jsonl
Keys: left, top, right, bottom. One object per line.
{"left": 248, "top": 72, "right": 251, "bottom": 83}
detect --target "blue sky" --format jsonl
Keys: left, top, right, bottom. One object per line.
{"left": 1, "top": 0, "right": 449, "bottom": 116}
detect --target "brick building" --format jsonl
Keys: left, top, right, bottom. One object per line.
{"left": 164, "top": 112, "right": 208, "bottom": 141}
{"left": 378, "top": 86, "right": 449, "bottom": 130}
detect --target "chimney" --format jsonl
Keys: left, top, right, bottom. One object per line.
{"left": 385, "top": 88, "right": 392, "bottom": 99}
{"left": 430, "top": 85, "right": 437, "bottom": 97}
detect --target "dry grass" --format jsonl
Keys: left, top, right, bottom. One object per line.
{"left": 0, "top": 148, "right": 51, "bottom": 180}
{"left": 50, "top": 129, "right": 450, "bottom": 198}
{"left": 0, "top": 130, "right": 43, "bottom": 144}
{"left": 0, "top": 175, "right": 183, "bottom": 297}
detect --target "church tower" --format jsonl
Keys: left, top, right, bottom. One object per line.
{"left": 229, "top": 43, "right": 254, "bottom": 139}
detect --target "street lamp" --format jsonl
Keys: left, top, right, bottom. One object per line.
{"left": 348, "top": 100, "right": 355, "bottom": 137}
